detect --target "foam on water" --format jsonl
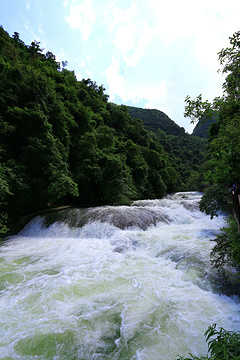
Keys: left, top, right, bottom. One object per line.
{"left": 0, "top": 192, "right": 239, "bottom": 359}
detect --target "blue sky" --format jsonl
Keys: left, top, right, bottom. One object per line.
{"left": 1, "top": 0, "right": 240, "bottom": 133}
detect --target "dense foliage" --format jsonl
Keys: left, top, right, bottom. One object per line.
{"left": 180, "top": 31, "right": 240, "bottom": 360}
{"left": 128, "top": 106, "right": 207, "bottom": 190}
{"left": 1, "top": 27, "right": 195, "bottom": 235}
{"left": 176, "top": 324, "right": 240, "bottom": 360}
{"left": 191, "top": 115, "right": 217, "bottom": 139}
{"left": 184, "top": 31, "right": 240, "bottom": 276}
{"left": 210, "top": 216, "right": 240, "bottom": 278}
{"left": 128, "top": 106, "right": 186, "bottom": 136}
{"left": 185, "top": 32, "right": 240, "bottom": 190}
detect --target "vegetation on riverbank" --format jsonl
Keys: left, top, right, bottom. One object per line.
{"left": 176, "top": 324, "right": 240, "bottom": 360}
{"left": 184, "top": 31, "right": 240, "bottom": 280}
{"left": 0, "top": 26, "right": 206, "bottom": 236}
{"left": 178, "top": 30, "right": 240, "bottom": 360}
{"left": 128, "top": 106, "right": 207, "bottom": 189}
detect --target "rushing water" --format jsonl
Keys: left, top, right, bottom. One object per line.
{"left": 0, "top": 192, "right": 240, "bottom": 360}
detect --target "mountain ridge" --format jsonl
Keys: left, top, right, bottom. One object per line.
{"left": 127, "top": 106, "right": 186, "bottom": 136}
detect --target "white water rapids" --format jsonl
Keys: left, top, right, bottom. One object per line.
{"left": 0, "top": 192, "right": 240, "bottom": 359}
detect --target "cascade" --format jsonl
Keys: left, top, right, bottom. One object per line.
{"left": 0, "top": 192, "right": 239, "bottom": 359}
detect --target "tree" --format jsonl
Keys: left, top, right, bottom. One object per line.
{"left": 184, "top": 31, "right": 240, "bottom": 275}
{"left": 0, "top": 159, "right": 12, "bottom": 234}
{"left": 184, "top": 31, "right": 240, "bottom": 212}
{"left": 176, "top": 324, "right": 240, "bottom": 360}
{"left": 0, "top": 28, "right": 182, "bottom": 235}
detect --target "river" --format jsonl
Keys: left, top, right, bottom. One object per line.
{"left": 0, "top": 192, "right": 240, "bottom": 359}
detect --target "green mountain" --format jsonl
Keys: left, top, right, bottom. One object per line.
{"left": 127, "top": 106, "right": 185, "bottom": 136}
{"left": 0, "top": 27, "right": 207, "bottom": 235}
{"left": 127, "top": 106, "right": 207, "bottom": 190}
{"left": 192, "top": 115, "right": 217, "bottom": 138}
{"left": 0, "top": 27, "right": 184, "bottom": 235}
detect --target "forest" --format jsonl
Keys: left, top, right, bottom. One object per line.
{"left": 178, "top": 31, "right": 240, "bottom": 359}
{"left": 184, "top": 31, "right": 240, "bottom": 276}
{"left": 0, "top": 27, "right": 206, "bottom": 236}
{"left": 128, "top": 106, "right": 207, "bottom": 189}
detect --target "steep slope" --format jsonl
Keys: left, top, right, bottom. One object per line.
{"left": 0, "top": 28, "right": 183, "bottom": 234}
{"left": 127, "top": 106, "right": 185, "bottom": 136}
{"left": 127, "top": 106, "right": 207, "bottom": 191}
{"left": 192, "top": 115, "right": 217, "bottom": 138}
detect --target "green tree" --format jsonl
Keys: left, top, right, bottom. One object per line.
{"left": 184, "top": 31, "right": 240, "bottom": 206}
{"left": 184, "top": 31, "right": 240, "bottom": 274}
{"left": 0, "top": 159, "right": 12, "bottom": 234}
{"left": 176, "top": 324, "right": 240, "bottom": 360}
{"left": 0, "top": 27, "right": 179, "bottom": 235}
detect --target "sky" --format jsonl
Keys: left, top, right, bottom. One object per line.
{"left": 1, "top": 0, "right": 240, "bottom": 133}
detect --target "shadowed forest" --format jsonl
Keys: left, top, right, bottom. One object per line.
{"left": 0, "top": 27, "right": 206, "bottom": 235}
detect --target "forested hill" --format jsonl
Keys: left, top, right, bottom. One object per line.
{"left": 0, "top": 27, "right": 176, "bottom": 234}
{"left": 127, "top": 106, "right": 185, "bottom": 136}
{"left": 0, "top": 27, "right": 206, "bottom": 235}
{"left": 192, "top": 115, "right": 217, "bottom": 138}
{"left": 127, "top": 106, "right": 207, "bottom": 191}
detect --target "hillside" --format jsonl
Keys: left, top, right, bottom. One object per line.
{"left": 0, "top": 27, "right": 183, "bottom": 235}
{"left": 127, "top": 106, "right": 207, "bottom": 190}
{"left": 192, "top": 115, "right": 217, "bottom": 138}
{"left": 0, "top": 28, "right": 208, "bottom": 235}
{"left": 127, "top": 106, "right": 185, "bottom": 136}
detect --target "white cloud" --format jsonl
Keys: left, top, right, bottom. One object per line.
{"left": 63, "top": 0, "right": 70, "bottom": 7}
{"left": 64, "top": 0, "right": 97, "bottom": 40}
{"left": 104, "top": 1, "right": 144, "bottom": 61}
{"left": 24, "top": 23, "right": 29, "bottom": 31}
{"left": 105, "top": 56, "right": 126, "bottom": 101}
{"left": 38, "top": 26, "right": 45, "bottom": 35}
{"left": 85, "top": 70, "right": 93, "bottom": 78}
{"left": 103, "top": 2, "right": 157, "bottom": 72}
{"left": 63, "top": 0, "right": 240, "bottom": 132}
{"left": 105, "top": 1, "right": 240, "bottom": 99}
{"left": 78, "top": 60, "right": 86, "bottom": 69}
{"left": 147, "top": 0, "right": 240, "bottom": 71}
{"left": 125, "top": 22, "right": 155, "bottom": 68}
{"left": 105, "top": 55, "right": 167, "bottom": 106}
{"left": 143, "top": 83, "right": 168, "bottom": 109}
{"left": 104, "top": 1, "right": 139, "bottom": 32}
{"left": 114, "top": 23, "right": 137, "bottom": 54}
{"left": 26, "top": 0, "right": 31, "bottom": 10}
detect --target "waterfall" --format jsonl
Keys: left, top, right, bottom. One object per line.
{"left": 0, "top": 192, "right": 239, "bottom": 359}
